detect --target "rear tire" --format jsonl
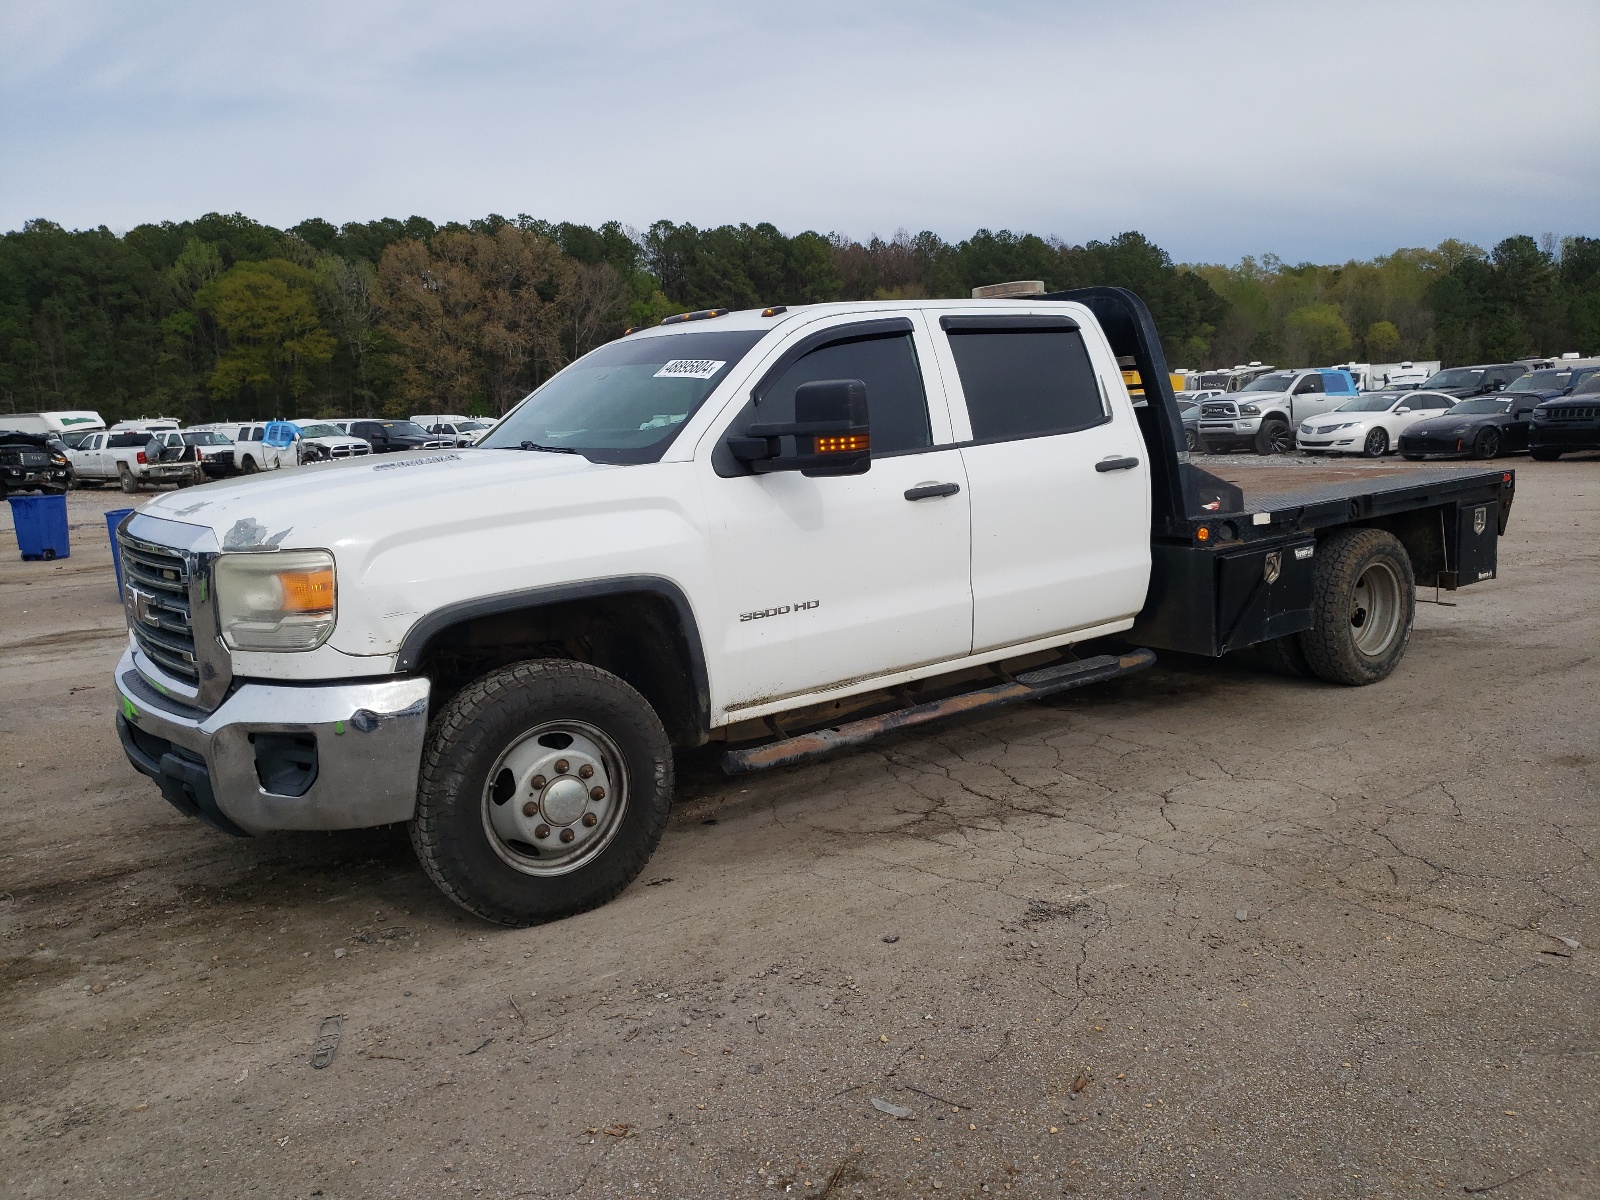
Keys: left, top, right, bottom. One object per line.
{"left": 1254, "top": 419, "right": 1294, "bottom": 455}
{"left": 1472, "top": 428, "right": 1501, "bottom": 460}
{"left": 1361, "top": 428, "right": 1389, "bottom": 457}
{"left": 410, "top": 659, "right": 673, "bottom": 926}
{"left": 1530, "top": 448, "right": 1561, "bottom": 461}
{"left": 1298, "top": 528, "right": 1415, "bottom": 686}
{"left": 118, "top": 464, "right": 139, "bottom": 494}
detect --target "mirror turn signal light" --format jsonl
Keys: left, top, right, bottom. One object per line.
{"left": 815, "top": 434, "right": 869, "bottom": 454}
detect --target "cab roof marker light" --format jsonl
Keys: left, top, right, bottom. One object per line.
{"left": 660, "top": 308, "right": 730, "bottom": 326}
{"left": 761, "top": 306, "right": 788, "bottom": 318}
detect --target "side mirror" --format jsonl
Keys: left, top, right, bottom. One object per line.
{"left": 727, "top": 379, "right": 871, "bottom": 477}
{"left": 1395, "top": 407, "right": 1411, "bottom": 414}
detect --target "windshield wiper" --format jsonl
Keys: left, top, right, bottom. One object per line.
{"left": 519, "top": 441, "right": 582, "bottom": 454}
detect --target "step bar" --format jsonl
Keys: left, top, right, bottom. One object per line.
{"left": 721, "top": 648, "right": 1157, "bottom": 775}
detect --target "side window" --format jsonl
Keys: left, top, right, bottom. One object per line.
{"left": 1295, "top": 373, "right": 1325, "bottom": 394}
{"left": 1427, "top": 395, "right": 1452, "bottom": 410}
{"left": 754, "top": 332, "right": 932, "bottom": 456}
{"left": 946, "top": 328, "right": 1106, "bottom": 442}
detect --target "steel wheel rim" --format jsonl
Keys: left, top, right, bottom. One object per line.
{"left": 481, "top": 720, "right": 629, "bottom": 877}
{"left": 1365, "top": 429, "right": 1386, "bottom": 455}
{"left": 1350, "top": 560, "right": 1402, "bottom": 656}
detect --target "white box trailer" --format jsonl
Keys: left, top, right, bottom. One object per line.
{"left": 1332, "top": 361, "right": 1440, "bottom": 391}
{"left": 2, "top": 410, "right": 106, "bottom": 437}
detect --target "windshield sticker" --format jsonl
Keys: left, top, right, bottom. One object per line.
{"left": 373, "top": 453, "right": 461, "bottom": 472}
{"left": 653, "top": 359, "right": 726, "bottom": 380}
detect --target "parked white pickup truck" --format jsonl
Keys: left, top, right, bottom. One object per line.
{"left": 1197, "top": 368, "right": 1361, "bottom": 454}
{"left": 112, "top": 291, "right": 1515, "bottom": 925}
{"left": 71, "top": 429, "right": 203, "bottom": 492}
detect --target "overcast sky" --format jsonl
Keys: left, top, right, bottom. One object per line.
{"left": 3, "top": 0, "right": 1596, "bottom": 264}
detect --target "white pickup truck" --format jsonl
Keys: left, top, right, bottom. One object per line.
{"left": 112, "top": 290, "right": 1515, "bottom": 925}
{"left": 1197, "top": 368, "right": 1362, "bottom": 454}
{"left": 70, "top": 429, "right": 204, "bottom": 492}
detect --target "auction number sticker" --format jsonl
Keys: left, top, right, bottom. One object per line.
{"left": 654, "top": 359, "right": 725, "bottom": 380}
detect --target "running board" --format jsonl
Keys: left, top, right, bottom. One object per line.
{"left": 721, "top": 648, "right": 1157, "bottom": 775}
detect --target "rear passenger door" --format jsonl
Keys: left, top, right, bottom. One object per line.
{"left": 934, "top": 311, "right": 1152, "bottom": 653}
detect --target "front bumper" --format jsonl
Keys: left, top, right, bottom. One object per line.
{"left": 138, "top": 462, "right": 202, "bottom": 482}
{"left": 2, "top": 465, "right": 71, "bottom": 489}
{"left": 1397, "top": 435, "right": 1469, "bottom": 458}
{"left": 1530, "top": 422, "right": 1600, "bottom": 451}
{"left": 114, "top": 646, "right": 431, "bottom": 834}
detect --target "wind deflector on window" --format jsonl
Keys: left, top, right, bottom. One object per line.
{"left": 939, "top": 314, "right": 1079, "bottom": 332}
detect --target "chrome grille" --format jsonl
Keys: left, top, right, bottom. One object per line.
{"left": 119, "top": 533, "right": 199, "bottom": 682}
{"left": 1201, "top": 402, "right": 1238, "bottom": 419}
{"left": 330, "top": 444, "right": 371, "bottom": 457}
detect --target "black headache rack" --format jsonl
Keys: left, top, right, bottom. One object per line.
{"left": 1042, "top": 287, "right": 1516, "bottom": 658}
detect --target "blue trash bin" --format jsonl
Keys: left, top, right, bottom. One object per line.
{"left": 7, "top": 492, "right": 70, "bottom": 561}
{"left": 106, "top": 507, "right": 135, "bottom": 593}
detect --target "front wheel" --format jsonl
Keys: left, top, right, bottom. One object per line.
{"left": 1361, "top": 428, "right": 1389, "bottom": 458}
{"left": 1298, "top": 528, "right": 1415, "bottom": 685}
{"left": 1530, "top": 448, "right": 1562, "bottom": 461}
{"left": 1254, "top": 419, "right": 1294, "bottom": 455}
{"left": 1473, "top": 428, "right": 1501, "bottom": 460}
{"left": 241, "top": 456, "right": 258, "bottom": 474}
{"left": 410, "top": 659, "right": 673, "bottom": 926}
{"left": 1185, "top": 427, "right": 1198, "bottom": 452}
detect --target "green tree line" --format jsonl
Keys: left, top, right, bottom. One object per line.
{"left": 1, "top": 212, "right": 1595, "bottom": 424}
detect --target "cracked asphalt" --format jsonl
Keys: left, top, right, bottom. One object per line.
{"left": 2, "top": 460, "right": 1596, "bottom": 1199}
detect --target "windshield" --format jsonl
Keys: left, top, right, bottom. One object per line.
{"left": 296, "top": 423, "right": 342, "bottom": 438}
{"left": 1447, "top": 399, "right": 1512, "bottom": 415}
{"left": 1572, "top": 375, "right": 1600, "bottom": 397}
{"left": 1507, "top": 370, "right": 1572, "bottom": 393}
{"left": 182, "top": 431, "right": 231, "bottom": 445}
{"left": 1336, "top": 393, "right": 1404, "bottom": 412}
{"left": 482, "top": 329, "right": 768, "bottom": 463}
{"left": 1423, "top": 367, "right": 1487, "bottom": 389}
{"left": 371, "top": 421, "right": 430, "bottom": 437}
{"left": 1241, "top": 372, "right": 1298, "bottom": 392}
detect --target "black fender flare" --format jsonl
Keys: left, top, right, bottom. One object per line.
{"left": 393, "top": 576, "right": 712, "bottom": 739}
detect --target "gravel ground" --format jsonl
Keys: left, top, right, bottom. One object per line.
{"left": 2, "top": 457, "right": 1596, "bottom": 1199}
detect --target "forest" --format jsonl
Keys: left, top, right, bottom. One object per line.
{"left": 1, "top": 212, "right": 1596, "bottom": 425}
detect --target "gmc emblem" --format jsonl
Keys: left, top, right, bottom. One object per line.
{"left": 125, "top": 584, "right": 159, "bottom": 628}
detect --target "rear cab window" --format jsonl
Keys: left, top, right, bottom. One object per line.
{"left": 938, "top": 314, "right": 1108, "bottom": 443}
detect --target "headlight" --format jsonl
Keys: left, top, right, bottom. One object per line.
{"left": 214, "top": 550, "right": 336, "bottom": 651}
{"left": 1300, "top": 422, "right": 1313, "bottom": 433}
{"left": 1239, "top": 404, "right": 1260, "bottom": 416}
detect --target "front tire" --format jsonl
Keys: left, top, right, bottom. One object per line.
{"left": 1184, "top": 427, "right": 1198, "bottom": 452}
{"left": 410, "top": 659, "right": 673, "bottom": 926}
{"left": 241, "top": 456, "right": 258, "bottom": 474}
{"left": 1298, "top": 528, "right": 1415, "bottom": 685}
{"left": 1254, "top": 419, "right": 1294, "bottom": 455}
{"left": 1362, "top": 428, "right": 1389, "bottom": 457}
{"left": 1473, "top": 428, "right": 1501, "bottom": 460}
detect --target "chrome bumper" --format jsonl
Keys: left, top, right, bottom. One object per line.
{"left": 113, "top": 646, "right": 430, "bottom": 834}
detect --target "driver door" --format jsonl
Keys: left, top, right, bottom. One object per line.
{"left": 698, "top": 314, "right": 973, "bottom": 715}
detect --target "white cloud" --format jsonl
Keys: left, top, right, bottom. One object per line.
{"left": 2, "top": 0, "right": 1596, "bottom": 261}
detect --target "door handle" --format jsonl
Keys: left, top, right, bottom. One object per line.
{"left": 904, "top": 481, "right": 961, "bottom": 501}
{"left": 1095, "top": 456, "right": 1140, "bottom": 473}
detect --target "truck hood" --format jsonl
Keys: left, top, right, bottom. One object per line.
{"left": 135, "top": 446, "right": 705, "bottom": 661}
{"left": 140, "top": 447, "right": 606, "bottom": 548}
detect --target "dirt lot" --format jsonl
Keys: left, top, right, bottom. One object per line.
{"left": 3, "top": 459, "right": 1596, "bottom": 1200}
